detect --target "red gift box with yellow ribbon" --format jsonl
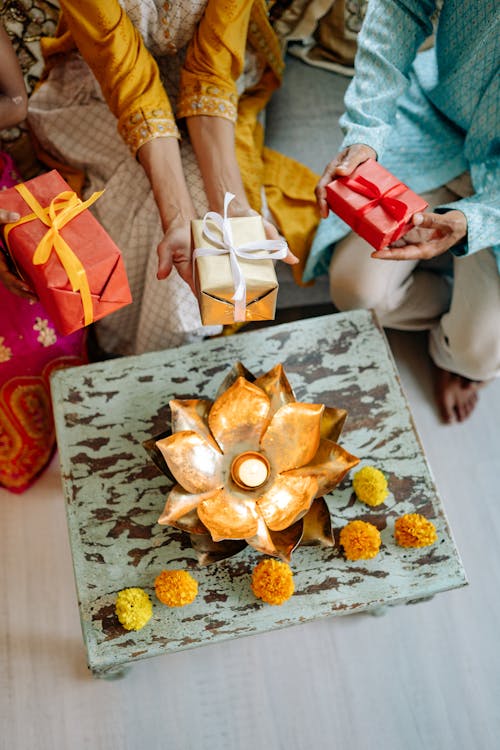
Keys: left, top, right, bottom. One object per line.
{"left": 326, "top": 158, "right": 429, "bottom": 251}
{"left": 0, "top": 170, "right": 132, "bottom": 335}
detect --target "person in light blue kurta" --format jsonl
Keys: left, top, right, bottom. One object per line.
{"left": 309, "top": 0, "right": 499, "bottom": 423}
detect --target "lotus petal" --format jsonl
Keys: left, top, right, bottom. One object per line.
{"left": 301, "top": 497, "right": 334, "bottom": 547}
{"left": 208, "top": 377, "right": 271, "bottom": 453}
{"left": 254, "top": 363, "right": 296, "bottom": 416}
{"left": 142, "top": 429, "right": 174, "bottom": 480}
{"left": 156, "top": 431, "right": 223, "bottom": 494}
{"left": 165, "top": 508, "right": 208, "bottom": 535}
{"left": 158, "top": 484, "right": 214, "bottom": 525}
{"left": 269, "top": 520, "right": 304, "bottom": 562}
{"left": 320, "top": 407, "right": 347, "bottom": 443}
{"left": 285, "top": 438, "right": 360, "bottom": 497}
{"left": 170, "top": 399, "right": 218, "bottom": 449}
{"left": 260, "top": 402, "right": 324, "bottom": 473}
{"left": 190, "top": 533, "right": 247, "bottom": 566}
{"left": 245, "top": 516, "right": 279, "bottom": 557}
{"left": 257, "top": 473, "right": 318, "bottom": 531}
{"left": 214, "top": 362, "right": 256, "bottom": 399}
{"left": 198, "top": 488, "right": 260, "bottom": 541}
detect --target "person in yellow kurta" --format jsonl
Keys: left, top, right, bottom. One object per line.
{"left": 27, "top": 0, "right": 320, "bottom": 356}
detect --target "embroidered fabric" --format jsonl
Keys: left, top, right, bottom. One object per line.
{"left": 28, "top": 1, "right": 276, "bottom": 355}
{"left": 117, "top": 0, "right": 265, "bottom": 153}
{"left": 0, "top": 152, "right": 87, "bottom": 493}
{"left": 118, "top": 0, "right": 207, "bottom": 57}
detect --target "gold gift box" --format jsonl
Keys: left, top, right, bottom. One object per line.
{"left": 191, "top": 215, "right": 279, "bottom": 326}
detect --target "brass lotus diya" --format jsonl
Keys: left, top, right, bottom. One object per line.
{"left": 144, "top": 363, "right": 359, "bottom": 565}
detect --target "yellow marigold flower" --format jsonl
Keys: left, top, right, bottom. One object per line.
{"left": 353, "top": 466, "right": 388, "bottom": 506}
{"left": 155, "top": 569, "right": 198, "bottom": 607}
{"left": 394, "top": 514, "right": 437, "bottom": 548}
{"left": 251, "top": 558, "right": 294, "bottom": 605}
{"left": 115, "top": 587, "right": 153, "bottom": 631}
{"left": 340, "top": 520, "right": 381, "bottom": 560}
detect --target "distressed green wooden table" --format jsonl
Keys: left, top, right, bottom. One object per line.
{"left": 51, "top": 310, "right": 467, "bottom": 678}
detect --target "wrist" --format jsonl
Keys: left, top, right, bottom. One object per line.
{"left": 187, "top": 116, "right": 250, "bottom": 214}
{"left": 434, "top": 208, "right": 468, "bottom": 251}
{"left": 137, "top": 137, "right": 195, "bottom": 228}
{"left": 211, "top": 188, "right": 251, "bottom": 216}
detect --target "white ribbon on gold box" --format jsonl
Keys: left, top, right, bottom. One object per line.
{"left": 192, "top": 193, "right": 288, "bottom": 326}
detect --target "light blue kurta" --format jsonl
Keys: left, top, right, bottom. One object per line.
{"left": 303, "top": 0, "right": 500, "bottom": 282}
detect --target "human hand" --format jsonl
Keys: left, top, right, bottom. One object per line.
{"left": 0, "top": 250, "right": 37, "bottom": 299}
{"left": 372, "top": 210, "right": 468, "bottom": 261}
{"left": 0, "top": 209, "right": 37, "bottom": 299}
{"left": 316, "top": 143, "right": 377, "bottom": 219}
{"left": 253, "top": 211, "right": 299, "bottom": 266}
{"left": 0, "top": 208, "right": 21, "bottom": 224}
{"left": 156, "top": 214, "right": 196, "bottom": 293}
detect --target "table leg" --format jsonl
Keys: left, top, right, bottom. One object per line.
{"left": 91, "top": 664, "right": 132, "bottom": 681}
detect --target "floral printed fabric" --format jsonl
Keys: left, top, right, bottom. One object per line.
{"left": 0, "top": 151, "right": 87, "bottom": 494}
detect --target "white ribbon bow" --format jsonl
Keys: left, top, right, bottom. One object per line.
{"left": 193, "top": 192, "right": 289, "bottom": 322}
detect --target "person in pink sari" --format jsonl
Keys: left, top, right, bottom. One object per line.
{"left": 0, "top": 23, "right": 86, "bottom": 493}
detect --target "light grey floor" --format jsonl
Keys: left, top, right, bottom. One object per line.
{"left": 1, "top": 58, "right": 500, "bottom": 750}
{"left": 1, "top": 330, "right": 499, "bottom": 750}
{"left": 266, "top": 54, "right": 348, "bottom": 309}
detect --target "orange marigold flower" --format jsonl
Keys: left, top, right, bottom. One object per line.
{"left": 155, "top": 569, "right": 198, "bottom": 607}
{"left": 340, "top": 520, "right": 381, "bottom": 560}
{"left": 251, "top": 558, "right": 294, "bottom": 605}
{"left": 353, "top": 466, "right": 388, "bottom": 506}
{"left": 394, "top": 514, "right": 437, "bottom": 548}
{"left": 115, "top": 587, "right": 153, "bottom": 631}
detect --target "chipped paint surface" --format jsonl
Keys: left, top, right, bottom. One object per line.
{"left": 51, "top": 310, "right": 467, "bottom": 676}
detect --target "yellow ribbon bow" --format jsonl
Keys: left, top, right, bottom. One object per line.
{"left": 4, "top": 184, "right": 103, "bottom": 327}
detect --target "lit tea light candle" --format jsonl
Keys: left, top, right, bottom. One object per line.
{"left": 231, "top": 452, "right": 270, "bottom": 489}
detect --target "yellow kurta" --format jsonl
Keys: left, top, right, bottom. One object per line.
{"left": 40, "top": 0, "right": 319, "bottom": 283}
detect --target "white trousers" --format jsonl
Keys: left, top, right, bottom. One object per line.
{"left": 329, "top": 185, "right": 500, "bottom": 381}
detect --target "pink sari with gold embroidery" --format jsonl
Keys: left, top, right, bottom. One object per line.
{"left": 0, "top": 153, "right": 87, "bottom": 493}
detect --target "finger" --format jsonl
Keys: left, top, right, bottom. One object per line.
{"left": 372, "top": 242, "right": 441, "bottom": 261}
{"left": 412, "top": 212, "right": 443, "bottom": 230}
{"left": 315, "top": 190, "right": 329, "bottom": 220}
{"left": 15, "top": 284, "right": 38, "bottom": 300}
{"left": 1, "top": 276, "right": 37, "bottom": 299}
{"left": 262, "top": 220, "right": 281, "bottom": 242}
{"left": 315, "top": 165, "right": 338, "bottom": 217}
{"left": 156, "top": 239, "right": 174, "bottom": 279}
{"left": 316, "top": 152, "right": 345, "bottom": 204}
{"left": 283, "top": 248, "right": 299, "bottom": 265}
{"left": 0, "top": 254, "right": 36, "bottom": 298}
{"left": 262, "top": 220, "right": 299, "bottom": 265}
{"left": 334, "top": 154, "right": 360, "bottom": 176}
{"left": 174, "top": 256, "right": 196, "bottom": 294}
{"left": 0, "top": 210, "right": 21, "bottom": 224}
{"left": 334, "top": 145, "right": 376, "bottom": 176}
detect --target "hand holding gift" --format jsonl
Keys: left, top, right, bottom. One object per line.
{"left": 322, "top": 157, "right": 429, "bottom": 253}
{"left": 316, "top": 143, "right": 377, "bottom": 219}
{"left": 373, "top": 209, "right": 468, "bottom": 261}
{"left": 0, "top": 170, "right": 132, "bottom": 335}
{"left": 191, "top": 193, "right": 290, "bottom": 326}
{"left": 0, "top": 154, "right": 37, "bottom": 301}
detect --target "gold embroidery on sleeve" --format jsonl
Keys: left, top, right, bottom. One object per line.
{"left": 119, "top": 107, "right": 181, "bottom": 155}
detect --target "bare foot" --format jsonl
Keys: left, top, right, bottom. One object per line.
{"left": 433, "top": 365, "right": 483, "bottom": 423}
